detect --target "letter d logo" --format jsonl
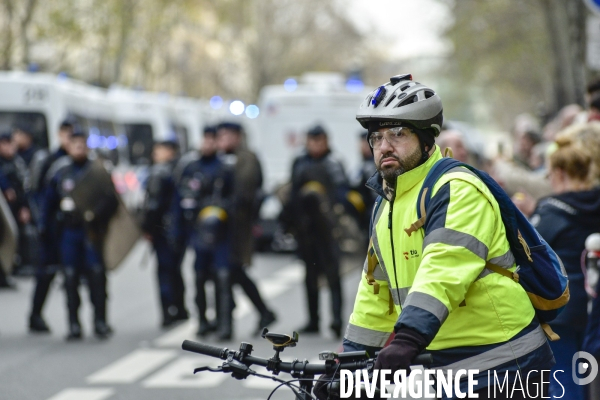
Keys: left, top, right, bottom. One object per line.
{"left": 572, "top": 351, "right": 599, "bottom": 385}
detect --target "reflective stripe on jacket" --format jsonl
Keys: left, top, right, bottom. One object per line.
{"left": 344, "top": 147, "right": 554, "bottom": 373}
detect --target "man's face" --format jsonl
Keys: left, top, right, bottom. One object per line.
{"left": 306, "top": 134, "right": 329, "bottom": 158}
{"left": 0, "top": 140, "right": 15, "bottom": 158}
{"left": 201, "top": 135, "right": 218, "bottom": 156}
{"left": 439, "top": 131, "right": 468, "bottom": 163}
{"left": 69, "top": 136, "right": 88, "bottom": 161}
{"left": 58, "top": 128, "right": 72, "bottom": 148}
{"left": 371, "top": 126, "right": 422, "bottom": 184}
{"left": 13, "top": 130, "right": 32, "bottom": 150}
{"left": 216, "top": 129, "right": 240, "bottom": 153}
{"left": 152, "top": 144, "right": 175, "bottom": 164}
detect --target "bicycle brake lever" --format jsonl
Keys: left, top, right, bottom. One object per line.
{"left": 194, "top": 366, "right": 225, "bottom": 374}
{"left": 222, "top": 359, "right": 253, "bottom": 380}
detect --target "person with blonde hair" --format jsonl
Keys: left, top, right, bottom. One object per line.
{"left": 530, "top": 134, "right": 600, "bottom": 400}
{"left": 557, "top": 122, "right": 600, "bottom": 185}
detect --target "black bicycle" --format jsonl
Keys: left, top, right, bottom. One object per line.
{"left": 182, "top": 328, "right": 432, "bottom": 400}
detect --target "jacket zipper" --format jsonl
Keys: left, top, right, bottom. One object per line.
{"left": 388, "top": 198, "right": 401, "bottom": 311}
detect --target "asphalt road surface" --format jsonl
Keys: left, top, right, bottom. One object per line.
{"left": 0, "top": 242, "right": 366, "bottom": 400}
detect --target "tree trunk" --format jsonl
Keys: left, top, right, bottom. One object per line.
{"left": 19, "top": 0, "right": 38, "bottom": 67}
{"left": 542, "top": 0, "right": 587, "bottom": 114}
{"left": 1, "top": 0, "right": 14, "bottom": 69}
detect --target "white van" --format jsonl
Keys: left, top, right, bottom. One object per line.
{"left": 255, "top": 72, "right": 372, "bottom": 193}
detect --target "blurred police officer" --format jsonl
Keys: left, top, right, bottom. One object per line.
{"left": 286, "top": 125, "right": 347, "bottom": 337}
{"left": 41, "top": 127, "right": 118, "bottom": 340}
{"left": 217, "top": 122, "right": 276, "bottom": 336}
{"left": 13, "top": 122, "right": 40, "bottom": 168}
{"left": 0, "top": 131, "right": 32, "bottom": 276}
{"left": 141, "top": 139, "right": 188, "bottom": 328}
{"left": 351, "top": 130, "right": 378, "bottom": 237}
{"left": 28, "top": 120, "right": 73, "bottom": 332}
{"left": 0, "top": 151, "right": 18, "bottom": 289}
{"left": 174, "top": 127, "right": 235, "bottom": 339}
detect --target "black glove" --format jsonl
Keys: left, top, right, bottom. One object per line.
{"left": 313, "top": 372, "right": 339, "bottom": 400}
{"left": 374, "top": 328, "right": 427, "bottom": 372}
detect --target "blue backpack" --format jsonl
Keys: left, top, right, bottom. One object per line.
{"left": 412, "top": 158, "right": 569, "bottom": 339}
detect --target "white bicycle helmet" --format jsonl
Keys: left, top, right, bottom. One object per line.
{"left": 356, "top": 74, "right": 443, "bottom": 136}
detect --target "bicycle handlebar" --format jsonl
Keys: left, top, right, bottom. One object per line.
{"left": 182, "top": 339, "right": 433, "bottom": 375}
{"left": 182, "top": 340, "right": 228, "bottom": 359}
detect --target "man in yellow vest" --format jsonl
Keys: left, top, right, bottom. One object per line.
{"left": 319, "top": 75, "right": 555, "bottom": 399}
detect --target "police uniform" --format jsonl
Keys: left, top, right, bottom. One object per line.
{"left": 28, "top": 146, "right": 69, "bottom": 332}
{"left": 218, "top": 122, "right": 276, "bottom": 336}
{"left": 288, "top": 147, "right": 348, "bottom": 337}
{"left": 173, "top": 152, "right": 234, "bottom": 339}
{"left": 42, "top": 144, "right": 118, "bottom": 340}
{"left": 141, "top": 157, "right": 187, "bottom": 327}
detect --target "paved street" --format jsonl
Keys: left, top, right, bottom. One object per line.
{"left": 0, "top": 242, "right": 364, "bottom": 400}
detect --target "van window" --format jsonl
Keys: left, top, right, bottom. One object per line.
{"left": 124, "top": 124, "right": 153, "bottom": 165}
{"left": 170, "top": 124, "right": 189, "bottom": 153}
{"left": 0, "top": 111, "right": 49, "bottom": 149}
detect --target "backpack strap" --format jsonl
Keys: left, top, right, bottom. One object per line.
{"left": 405, "top": 158, "right": 463, "bottom": 236}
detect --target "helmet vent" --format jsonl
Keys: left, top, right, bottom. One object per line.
{"left": 384, "top": 94, "right": 397, "bottom": 107}
{"left": 400, "top": 84, "right": 411, "bottom": 92}
{"left": 424, "top": 90, "right": 435, "bottom": 99}
{"left": 396, "top": 94, "right": 418, "bottom": 107}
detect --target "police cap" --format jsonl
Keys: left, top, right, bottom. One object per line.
{"left": 203, "top": 126, "right": 217, "bottom": 137}
{"left": 70, "top": 126, "right": 87, "bottom": 139}
{"left": 154, "top": 139, "right": 179, "bottom": 150}
{"left": 216, "top": 122, "right": 242, "bottom": 134}
{"left": 0, "top": 131, "right": 12, "bottom": 141}
{"left": 307, "top": 125, "right": 327, "bottom": 137}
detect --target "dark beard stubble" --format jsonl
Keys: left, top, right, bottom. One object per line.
{"left": 377, "top": 145, "right": 422, "bottom": 186}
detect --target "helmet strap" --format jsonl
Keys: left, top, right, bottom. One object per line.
{"left": 414, "top": 129, "right": 435, "bottom": 165}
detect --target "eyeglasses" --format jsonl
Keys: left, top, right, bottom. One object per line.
{"left": 368, "top": 126, "right": 414, "bottom": 149}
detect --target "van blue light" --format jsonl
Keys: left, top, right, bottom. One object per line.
{"left": 210, "top": 96, "right": 224, "bottom": 109}
{"left": 107, "top": 136, "right": 118, "bottom": 150}
{"left": 87, "top": 134, "right": 100, "bottom": 149}
{"left": 284, "top": 78, "right": 297, "bottom": 92}
{"left": 346, "top": 78, "right": 364, "bottom": 93}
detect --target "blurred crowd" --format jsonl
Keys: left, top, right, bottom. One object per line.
{"left": 437, "top": 78, "right": 600, "bottom": 400}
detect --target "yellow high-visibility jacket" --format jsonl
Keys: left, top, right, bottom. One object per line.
{"left": 343, "top": 147, "right": 554, "bottom": 378}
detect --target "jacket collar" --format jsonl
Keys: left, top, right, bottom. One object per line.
{"left": 365, "top": 146, "right": 443, "bottom": 201}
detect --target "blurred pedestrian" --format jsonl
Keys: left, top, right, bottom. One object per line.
{"left": 284, "top": 125, "right": 347, "bottom": 337}
{"left": 0, "top": 131, "right": 31, "bottom": 276}
{"left": 27, "top": 120, "right": 73, "bottom": 333}
{"left": 436, "top": 129, "right": 470, "bottom": 163}
{"left": 41, "top": 128, "right": 118, "bottom": 340}
{"left": 514, "top": 130, "right": 541, "bottom": 170}
{"left": 530, "top": 134, "right": 600, "bottom": 400}
{"left": 217, "top": 122, "right": 276, "bottom": 336}
{"left": 559, "top": 122, "right": 600, "bottom": 185}
{"left": 141, "top": 139, "right": 188, "bottom": 328}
